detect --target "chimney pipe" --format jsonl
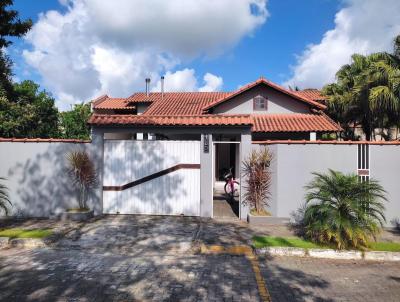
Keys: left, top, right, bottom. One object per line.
{"left": 145, "top": 78, "right": 151, "bottom": 97}
{"left": 161, "top": 76, "right": 165, "bottom": 99}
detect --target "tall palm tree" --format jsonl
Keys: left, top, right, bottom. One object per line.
{"left": 0, "top": 177, "right": 11, "bottom": 215}
{"left": 323, "top": 35, "right": 400, "bottom": 141}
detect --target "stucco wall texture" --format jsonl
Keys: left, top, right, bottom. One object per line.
{"left": 0, "top": 140, "right": 398, "bottom": 228}
{"left": 253, "top": 143, "right": 400, "bottom": 227}
{"left": 0, "top": 141, "right": 101, "bottom": 217}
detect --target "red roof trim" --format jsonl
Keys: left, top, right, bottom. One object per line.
{"left": 202, "top": 78, "right": 326, "bottom": 111}
{"left": 253, "top": 140, "right": 400, "bottom": 145}
{"left": 88, "top": 114, "right": 252, "bottom": 127}
{"left": 88, "top": 113, "right": 341, "bottom": 133}
{"left": 0, "top": 138, "right": 91, "bottom": 143}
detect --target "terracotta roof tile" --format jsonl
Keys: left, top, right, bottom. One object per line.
{"left": 294, "top": 89, "right": 327, "bottom": 103}
{"left": 142, "top": 92, "right": 230, "bottom": 115}
{"left": 88, "top": 113, "right": 341, "bottom": 132}
{"left": 251, "top": 114, "right": 341, "bottom": 132}
{"left": 88, "top": 114, "right": 251, "bottom": 127}
{"left": 94, "top": 97, "right": 135, "bottom": 110}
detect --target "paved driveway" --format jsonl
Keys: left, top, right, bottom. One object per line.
{"left": 0, "top": 215, "right": 399, "bottom": 302}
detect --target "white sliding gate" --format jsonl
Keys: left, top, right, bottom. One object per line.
{"left": 103, "top": 140, "right": 201, "bottom": 216}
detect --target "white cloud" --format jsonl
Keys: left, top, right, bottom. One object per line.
{"left": 151, "top": 69, "right": 223, "bottom": 92}
{"left": 199, "top": 73, "right": 223, "bottom": 92}
{"left": 22, "top": 0, "right": 268, "bottom": 109}
{"left": 284, "top": 0, "right": 400, "bottom": 89}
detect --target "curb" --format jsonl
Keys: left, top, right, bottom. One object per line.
{"left": 0, "top": 237, "right": 48, "bottom": 248}
{"left": 255, "top": 246, "right": 400, "bottom": 261}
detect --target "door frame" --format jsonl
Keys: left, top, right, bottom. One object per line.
{"left": 211, "top": 141, "right": 241, "bottom": 219}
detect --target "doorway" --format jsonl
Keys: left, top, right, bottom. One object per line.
{"left": 213, "top": 142, "right": 240, "bottom": 218}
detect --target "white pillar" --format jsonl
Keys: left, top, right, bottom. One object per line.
{"left": 88, "top": 128, "right": 104, "bottom": 215}
{"left": 200, "top": 133, "right": 213, "bottom": 217}
{"left": 310, "top": 132, "right": 317, "bottom": 141}
{"left": 239, "top": 131, "right": 252, "bottom": 221}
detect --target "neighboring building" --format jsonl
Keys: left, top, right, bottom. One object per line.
{"left": 88, "top": 77, "right": 341, "bottom": 220}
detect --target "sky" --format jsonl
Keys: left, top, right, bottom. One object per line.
{"left": 8, "top": 0, "right": 400, "bottom": 110}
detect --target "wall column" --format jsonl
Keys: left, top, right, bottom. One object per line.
{"left": 88, "top": 127, "right": 104, "bottom": 215}
{"left": 200, "top": 133, "right": 213, "bottom": 217}
{"left": 239, "top": 131, "right": 252, "bottom": 220}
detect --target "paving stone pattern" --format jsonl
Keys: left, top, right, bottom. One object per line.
{"left": 0, "top": 248, "right": 260, "bottom": 302}
{"left": 1, "top": 215, "right": 400, "bottom": 301}
{"left": 260, "top": 256, "right": 400, "bottom": 302}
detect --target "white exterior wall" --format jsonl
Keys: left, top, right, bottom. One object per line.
{"left": 252, "top": 143, "right": 400, "bottom": 227}
{"left": 370, "top": 145, "right": 400, "bottom": 227}
{"left": 213, "top": 85, "right": 310, "bottom": 114}
{"left": 0, "top": 141, "right": 99, "bottom": 217}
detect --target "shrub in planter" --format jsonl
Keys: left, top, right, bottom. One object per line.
{"left": 66, "top": 150, "right": 97, "bottom": 212}
{"left": 242, "top": 148, "right": 273, "bottom": 216}
{"left": 303, "top": 169, "right": 387, "bottom": 250}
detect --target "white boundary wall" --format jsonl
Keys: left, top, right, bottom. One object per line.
{"left": 253, "top": 143, "right": 400, "bottom": 227}
{"left": 0, "top": 141, "right": 98, "bottom": 217}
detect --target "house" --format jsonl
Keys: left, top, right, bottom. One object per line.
{"left": 88, "top": 77, "right": 341, "bottom": 220}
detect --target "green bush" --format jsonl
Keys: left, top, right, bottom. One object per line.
{"left": 303, "top": 169, "right": 387, "bottom": 250}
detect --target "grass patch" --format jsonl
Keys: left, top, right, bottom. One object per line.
{"left": 0, "top": 228, "right": 53, "bottom": 239}
{"left": 253, "top": 236, "right": 400, "bottom": 252}
{"left": 369, "top": 242, "right": 400, "bottom": 252}
{"left": 253, "top": 236, "right": 324, "bottom": 249}
{"left": 66, "top": 207, "right": 90, "bottom": 213}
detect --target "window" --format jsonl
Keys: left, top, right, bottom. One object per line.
{"left": 253, "top": 95, "right": 268, "bottom": 110}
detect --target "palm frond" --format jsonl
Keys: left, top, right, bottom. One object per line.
{"left": 302, "top": 170, "right": 387, "bottom": 249}
{"left": 0, "top": 177, "right": 11, "bottom": 215}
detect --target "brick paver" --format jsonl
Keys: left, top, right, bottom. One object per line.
{"left": 260, "top": 256, "right": 400, "bottom": 302}
{"left": 0, "top": 248, "right": 260, "bottom": 302}
{"left": 0, "top": 215, "right": 399, "bottom": 301}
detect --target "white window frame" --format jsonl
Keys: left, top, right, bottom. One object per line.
{"left": 253, "top": 95, "right": 268, "bottom": 111}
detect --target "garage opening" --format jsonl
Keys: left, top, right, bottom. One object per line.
{"left": 213, "top": 142, "right": 240, "bottom": 218}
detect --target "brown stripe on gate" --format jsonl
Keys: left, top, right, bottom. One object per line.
{"left": 103, "top": 163, "right": 200, "bottom": 191}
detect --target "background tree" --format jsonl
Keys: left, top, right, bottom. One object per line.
{"left": 0, "top": 0, "right": 32, "bottom": 100}
{"left": 59, "top": 103, "right": 91, "bottom": 140}
{"left": 323, "top": 35, "right": 400, "bottom": 140}
{"left": 0, "top": 80, "right": 59, "bottom": 138}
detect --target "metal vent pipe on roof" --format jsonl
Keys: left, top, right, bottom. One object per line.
{"left": 145, "top": 78, "right": 151, "bottom": 97}
{"left": 161, "top": 76, "right": 165, "bottom": 99}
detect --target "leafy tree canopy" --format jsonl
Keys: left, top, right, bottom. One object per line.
{"left": 0, "top": 80, "right": 59, "bottom": 138}
{"left": 59, "top": 103, "right": 91, "bottom": 140}
{"left": 323, "top": 35, "right": 400, "bottom": 141}
{"left": 0, "top": 0, "right": 32, "bottom": 100}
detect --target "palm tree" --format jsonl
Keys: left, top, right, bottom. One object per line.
{"left": 323, "top": 35, "right": 400, "bottom": 141}
{"left": 0, "top": 177, "right": 11, "bottom": 215}
{"left": 303, "top": 170, "right": 387, "bottom": 249}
